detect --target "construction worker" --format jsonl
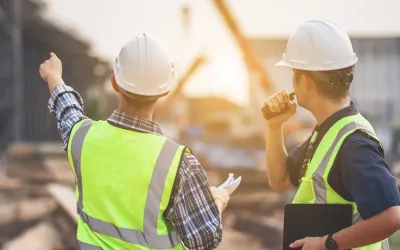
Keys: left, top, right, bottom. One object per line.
{"left": 39, "top": 34, "right": 230, "bottom": 250}
{"left": 262, "top": 20, "right": 400, "bottom": 250}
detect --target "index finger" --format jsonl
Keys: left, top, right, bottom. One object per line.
{"left": 290, "top": 238, "right": 306, "bottom": 248}
{"left": 50, "top": 52, "right": 57, "bottom": 58}
{"left": 282, "top": 90, "right": 289, "bottom": 102}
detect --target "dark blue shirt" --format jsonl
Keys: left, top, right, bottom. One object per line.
{"left": 287, "top": 103, "right": 400, "bottom": 219}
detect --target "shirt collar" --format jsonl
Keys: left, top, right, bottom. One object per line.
{"left": 315, "top": 102, "right": 358, "bottom": 135}
{"left": 107, "top": 110, "right": 164, "bottom": 136}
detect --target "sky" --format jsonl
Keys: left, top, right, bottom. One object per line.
{"left": 40, "top": 0, "right": 400, "bottom": 105}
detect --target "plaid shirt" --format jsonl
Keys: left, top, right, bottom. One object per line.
{"left": 48, "top": 85, "right": 222, "bottom": 250}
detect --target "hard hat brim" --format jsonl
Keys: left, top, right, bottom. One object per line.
{"left": 275, "top": 60, "right": 292, "bottom": 68}
{"left": 275, "top": 59, "right": 358, "bottom": 71}
{"left": 274, "top": 60, "right": 303, "bottom": 70}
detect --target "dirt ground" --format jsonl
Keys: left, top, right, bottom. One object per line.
{"left": 218, "top": 227, "right": 266, "bottom": 250}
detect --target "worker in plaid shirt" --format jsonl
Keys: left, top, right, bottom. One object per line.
{"left": 40, "top": 34, "right": 230, "bottom": 250}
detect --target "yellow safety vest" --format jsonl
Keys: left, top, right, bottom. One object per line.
{"left": 292, "top": 113, "right": 390, "bottom": 250}
{"left": 67, "top": 119, "right": 187, "bottom": 250}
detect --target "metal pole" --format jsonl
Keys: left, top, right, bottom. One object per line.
{"left": 12, "top": 0, "right": 24, "bottom": 142}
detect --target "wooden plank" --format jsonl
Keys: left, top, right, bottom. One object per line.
{"left": 2, "top": 222, "right": 59, "bottom": 250}
{"left": 6, "top": 143, "right": 37, "bottom": 159}
{"left": 50, "top": 208, "right": 78, "bottom": 249}
{"left": 43, "top": 159, "right": 74, "bottom": 184}
{"left": 0, "top": 178, "right": 23, "bottom": 190}
{"left": 6, "top": 143, "right": 65, "bottom": 159}
{"left": 0, "top": 198, "right": 57, "bottom": 226}
{"left": 0, "top": 178, "right": 49, "bottom": 198}
{"left": 36, "top": 143, "right": 65, "bottom": 156}
{"left": 7, "top": 166, "right": 74, "bottom": 185}
{"left": 47, "top": 184, "right": 77, "bottom": 223}
{"left": 7, "top": 167, "right": 54, "bottom": 182}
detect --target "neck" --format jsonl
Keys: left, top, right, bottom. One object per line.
{"left": 310, "top": 97, "right": 351, "bottom": 125}
{"left": 118, "top": 104, "right": 153, "bottom": 120}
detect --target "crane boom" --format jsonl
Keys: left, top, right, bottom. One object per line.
{"left": 212, "top": 0, "right": 273, "bottom": 93}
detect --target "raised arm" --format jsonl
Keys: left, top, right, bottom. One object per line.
{"left": 40, "top": 52, "right": 87, "bottom": 150}
{"left": 263, "top": 90, "right": 297, "bottom": 191}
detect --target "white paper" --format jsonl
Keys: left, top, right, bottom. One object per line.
{"left": 218, "top": 173, "right": 242, "bottom": 195}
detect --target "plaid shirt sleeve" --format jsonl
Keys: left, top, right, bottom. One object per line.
{"left": 48, "top": 85, "right": 87, "bottom": 151}
{"left": 164, "top": 152, "right": 223, "bottom": 250}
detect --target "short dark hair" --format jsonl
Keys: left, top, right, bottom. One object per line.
{"left": 294, "top": 66, "right": 355, "bottom": 100}
{"left": 119, "top": 88, "right": 165, "bottom": 109}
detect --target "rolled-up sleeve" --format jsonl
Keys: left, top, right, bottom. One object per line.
{"left": 341, "top": 136, "right": 400, "bottom": 219}
{"left": 164, "top": 152, "right": 222, "bottom": 250}
{"left": 48, "top": 85, "right": 86, "bottom": 151}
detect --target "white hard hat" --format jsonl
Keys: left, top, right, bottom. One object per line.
{"left": 276, "top": 20, "right": 358, "bottom": 71}
{"left": 113, "top": 33, "right": 175, "bottom": 97}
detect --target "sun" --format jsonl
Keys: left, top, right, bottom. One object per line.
{"left": 210, "top": 58, "right": 248, "bottom": 105}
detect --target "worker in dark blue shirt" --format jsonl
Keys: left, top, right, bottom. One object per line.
{"left": 262, "top": 20, "right": 400, "bottom": 250}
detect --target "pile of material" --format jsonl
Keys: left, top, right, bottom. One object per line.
{"left": 0, "top": 143, "right": 77, "bottom": 250}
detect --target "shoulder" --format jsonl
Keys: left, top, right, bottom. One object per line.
{"left": 338, "top": 130, "right": 386, "bottom": 175}
{"left": 337, "top": 131, "right": 400, "bottom": 219}
{"left": 180, "top": 150, "right": 204, "bottom": 171}
{"left": 341, "top": 130, "right": 384, "bottom": 158}
{"left": 337, "top": 130, "right": 392, "bottom": 190}
{"left": 67, "top": 119, "right": 93, "bottom": 144}
{"left": 182, "top": 151, "right": 202, "bottom": 168}
{"left": 177, "top": 150, "right": 208, "bottom": 182}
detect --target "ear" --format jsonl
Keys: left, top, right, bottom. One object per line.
{"left": 302, "top": 74, "right": 314, "bottom": 91}
{"left": 111, "top": 74, "right": 121, "bottom": 93}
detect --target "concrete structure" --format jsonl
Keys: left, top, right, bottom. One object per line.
{"left": 0, "top": 0, "right": 111, "bottom": 150}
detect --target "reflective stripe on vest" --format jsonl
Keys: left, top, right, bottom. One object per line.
{"left": 78, "top": 240, "right": 102, "bottom": 250}
{"left": 310, "top": 121, "right": 390, "bottom": 250}
{"left": 312, "top": 122, "right": 371, "bottom": 204}
{"left": 72, "top": 120, "right": 181, "bottom": 249}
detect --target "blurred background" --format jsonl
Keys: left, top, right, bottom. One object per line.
{"left": 1, "top": 0, "right": 400, "bottom": 249}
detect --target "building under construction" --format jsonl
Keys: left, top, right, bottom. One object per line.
{"left": 0, "top": 0, "right": 111, "bottom": 151}
{"left": 0, "top": 1, "right": 112, "bottom": 249}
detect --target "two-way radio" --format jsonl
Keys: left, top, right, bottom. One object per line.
{"left": 261, "top": 92, "right": 296, "bottom": 120}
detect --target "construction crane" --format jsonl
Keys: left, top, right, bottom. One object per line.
{"left": 209, "top": 0, "right": 278, "bottom": 139}
{"left": 156, "top": 0, "right": 275, "bottom": 128}
{"left": 211, "top": 0, "right": 274, "bottom": 95}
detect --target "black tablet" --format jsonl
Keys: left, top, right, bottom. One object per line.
{"left": 283, "top": 204, "right": 353, "bottom": 250}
